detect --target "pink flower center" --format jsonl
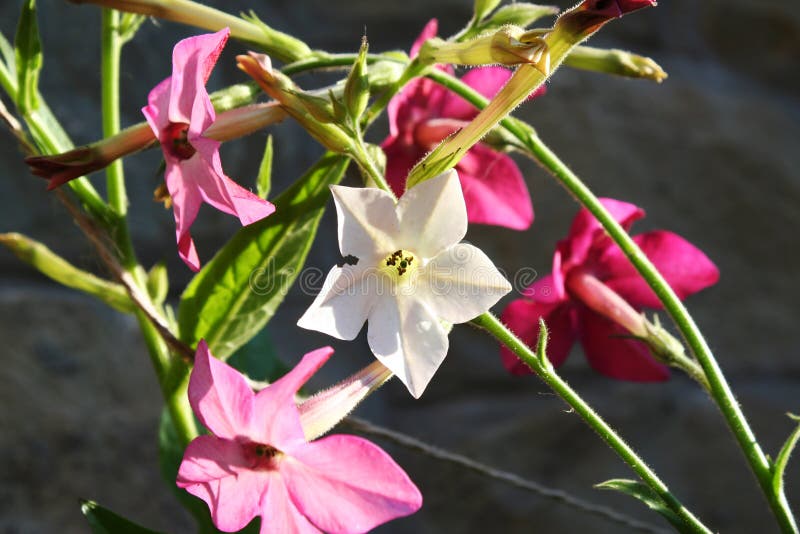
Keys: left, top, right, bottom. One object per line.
{"left": 163, "top": 122, "right": 197, "bottom": 160}
{"left": 241, "top": 440, "right": 283, "bottom": 470}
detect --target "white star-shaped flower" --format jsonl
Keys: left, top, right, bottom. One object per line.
{"left": 298, "top": 170, "right": 511, "bottom": 398}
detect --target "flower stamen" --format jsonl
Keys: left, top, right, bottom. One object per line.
{"left": 163, "top": 122, "right": 197, "bottom": 160}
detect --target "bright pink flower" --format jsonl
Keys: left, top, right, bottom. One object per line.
{"left": 381, "top": 19, "right": 543, "bottom": 230}
{"left": 142, "top": 29, "right": 275, "bottom": 271}
{"left": 500, "top": 198, "right": 719, "bottom": 381}
{"left": 177, "top": 341, "right": 422, "bottom": 534}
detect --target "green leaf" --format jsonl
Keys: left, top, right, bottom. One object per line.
{"left": 80, "top": 499, "right": 165, "bottom": 534}
{"left": 256, "top": 134, "right": 273, "bottom": 199}
{"left": 0, "top": 232, "right": 135, "bottom": 313}
{"left": 14, "top": 0, "right": 42, "bottom": 114}
{"left": 772, "top": 413, "right": 800, "bottom": 498}
{"left": 473, "top": 0, "right": 502, "bottom": 22}
{"left": 178, "top": 153, "right": 349, "bottom": 358}
{"left": 0, "top": 31, "right": 17, "bottom": 92}
{"left": 596, "top": 479, "right": 692, "bottom": 533}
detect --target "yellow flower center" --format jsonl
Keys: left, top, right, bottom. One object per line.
{"left": 380, "top": 249, "right": 419, "bottom": 284}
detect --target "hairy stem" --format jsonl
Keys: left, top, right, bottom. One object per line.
{"left": 473, "top": 312, "right": 712, "bottom": 534}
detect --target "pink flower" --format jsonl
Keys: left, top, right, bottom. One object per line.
{"left": 500, "top": 198, "right": 719, "bottom": 381}
{"left": 381, "top": 19, "right": 543, "bottom": 230}
{"left": 177, "top": 341, "right": 422, "bottom": 534}
{"left": 142, "top": 29, "right": 275, "bottom": 271}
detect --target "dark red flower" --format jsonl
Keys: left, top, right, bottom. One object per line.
{"left": 500, "top": 198, "right": 719, "bottom": 381}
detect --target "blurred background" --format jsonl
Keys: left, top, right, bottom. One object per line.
{"left": 1, "top": 0, "right": 798, "bottom": 532}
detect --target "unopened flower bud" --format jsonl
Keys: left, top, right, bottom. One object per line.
{"left": 237, "top": 52, "right": 355, "bottom": 153}
{"left": 343, "top": 37, "right": 370, "bottom": 121}
{"left": 564, "top": 45, "right": 667, "bottom": 82}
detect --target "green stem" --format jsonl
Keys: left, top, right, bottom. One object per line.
{"left": 473, "top": 312, "right": 712, "bottom": 534}
{"left": 351, "top": 132, "right": 396, "bottom": 200}
{"left": 425, "top": 68, "right": 797, "bottom": 533}
{"left": 101, "top": 8, "right": 136, "bottom": 270}
{"left": 99, "top": 10, "right": 198, "bottom": 446}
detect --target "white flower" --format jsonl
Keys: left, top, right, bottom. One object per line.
{"left": 298, "top": 170, "right": 511, "bottom": 398}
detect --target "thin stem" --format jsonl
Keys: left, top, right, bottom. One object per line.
{"left": 101, "top": 9, "right": 126, "bottom": 215}
{"left": 101, "top": 9, "right": 136, "bottom": 270}
{"left": 427, "top": 68, "right": 797, "bottom": 533}
{"left": 344, "top": 416, "right": 669, "bottom": 534}
{"left": 0, "top": 61, "right": 114, "bottom": 226}
{"left": 99, "top": 10, "right": 198, "bottom": 445}
{"left": 472, "top": 312, "right": 712, "bottom": 534}
{"left": 351, "top": 132, "right": 397, "bottom": 200}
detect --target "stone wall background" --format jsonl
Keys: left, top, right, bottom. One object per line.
{"left": 1, "top": 0, "right": 798, "bottom": 532}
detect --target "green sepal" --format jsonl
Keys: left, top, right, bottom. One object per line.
{"left": 596, "top": 479, "right": 693, "bottom": 533}
{"left": 118, "top": 13, "right": 146, "bottom": 44}
{"left": 178, "top": 153, "right": 350, "bottom": 359}
{"left": 343, "top": 37, "right": 370, "bottom": 121}
{"left": 80, "top": 499, "right": 165, "bottom": 534}
{"left": 256, "top": 134, "right": 273, "bottom": 199}
{"left": 146, "top": 261, "right": 169, "bottom": 305}
{"left": 14, "top": 0, "right": 42, "bottom": 114}
{"left": 772, "top": 413, "right": 800, "bottom": 500}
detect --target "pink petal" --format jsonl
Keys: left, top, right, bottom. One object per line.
{"left": 260, "top": 474, "right": 321, "bottom": 534}
{"left": 521, "top": 273, "right": 563, "bottom": 304}
{"left": 177, "top": 435, "right": 264, "bottom": 533}
{"left": 177, "top": 435, "right": 249, "bottom": 485}
{"left": 600, "top": 230, "right": 720, "bottom": 309}
{"left": 164, "top": 158, "right": 203, "bottom": 271}
{"left": 456, "top": 144, "right": 533, "bottom": 230}
{"left": 499, "top": 299, "right": 576, "bottom": 375}
{"left": 440, "top": 66, "right": 513, "bottom": 120}
{"left": 282, "top": 435, "right": 422, "bottom": 533}
{"left": 189, "top": 340, "right": 255, "bottom": 440}
{"left": 578, "top": 308, "right": 669, "bottom": 381}
{"left": 168, "top": 29, "right": 229, "bottom": 133}
{"left": 252, "top": 348, "right": 334, "bottom": 448}
{"left": 409, "top": 19, "right": 438, "bottom": 58}
{"left": 185, "top": 468, "right": 265, "bottom": 532}
{"left": 563, "top": 197, "right": 645, "bottom": 266}
{"left": 141, "top": 77, "right": 172, "bottom": 136}
{"left": 385, "top": 76, "right": 446, "bottom": 139}
{"left": 380, "top": 136, "right": 426, "bottom": 197}
{"left": 190, "top": 137, "right": 276, "bottom": 225}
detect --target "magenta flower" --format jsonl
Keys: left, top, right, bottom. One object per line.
{"left": 381, "top": 19, "right": 543, "bottom": 230}
{"left": 142, "top": 29, "right": 275, "bottom": 271}
{"left": 500, "top": 198, "right": 719, "bottom": 381}
{"left": 177, "top": 341, "right": 422, "bottom": 534}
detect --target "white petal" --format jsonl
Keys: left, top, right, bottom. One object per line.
{"left": 297, "top": 264, "right": 378, "bottom": 340}
{"left": 397, "top": 169, "right": 467, "bottom": 259}
{"left": 422, "top": 243, "right": 512, "bottom": 324}
{"left": 331, "top": 185, "right": 399, "bottom": 259}
{"left": 366, "top": 294, "right": 448, "bottom": 398}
